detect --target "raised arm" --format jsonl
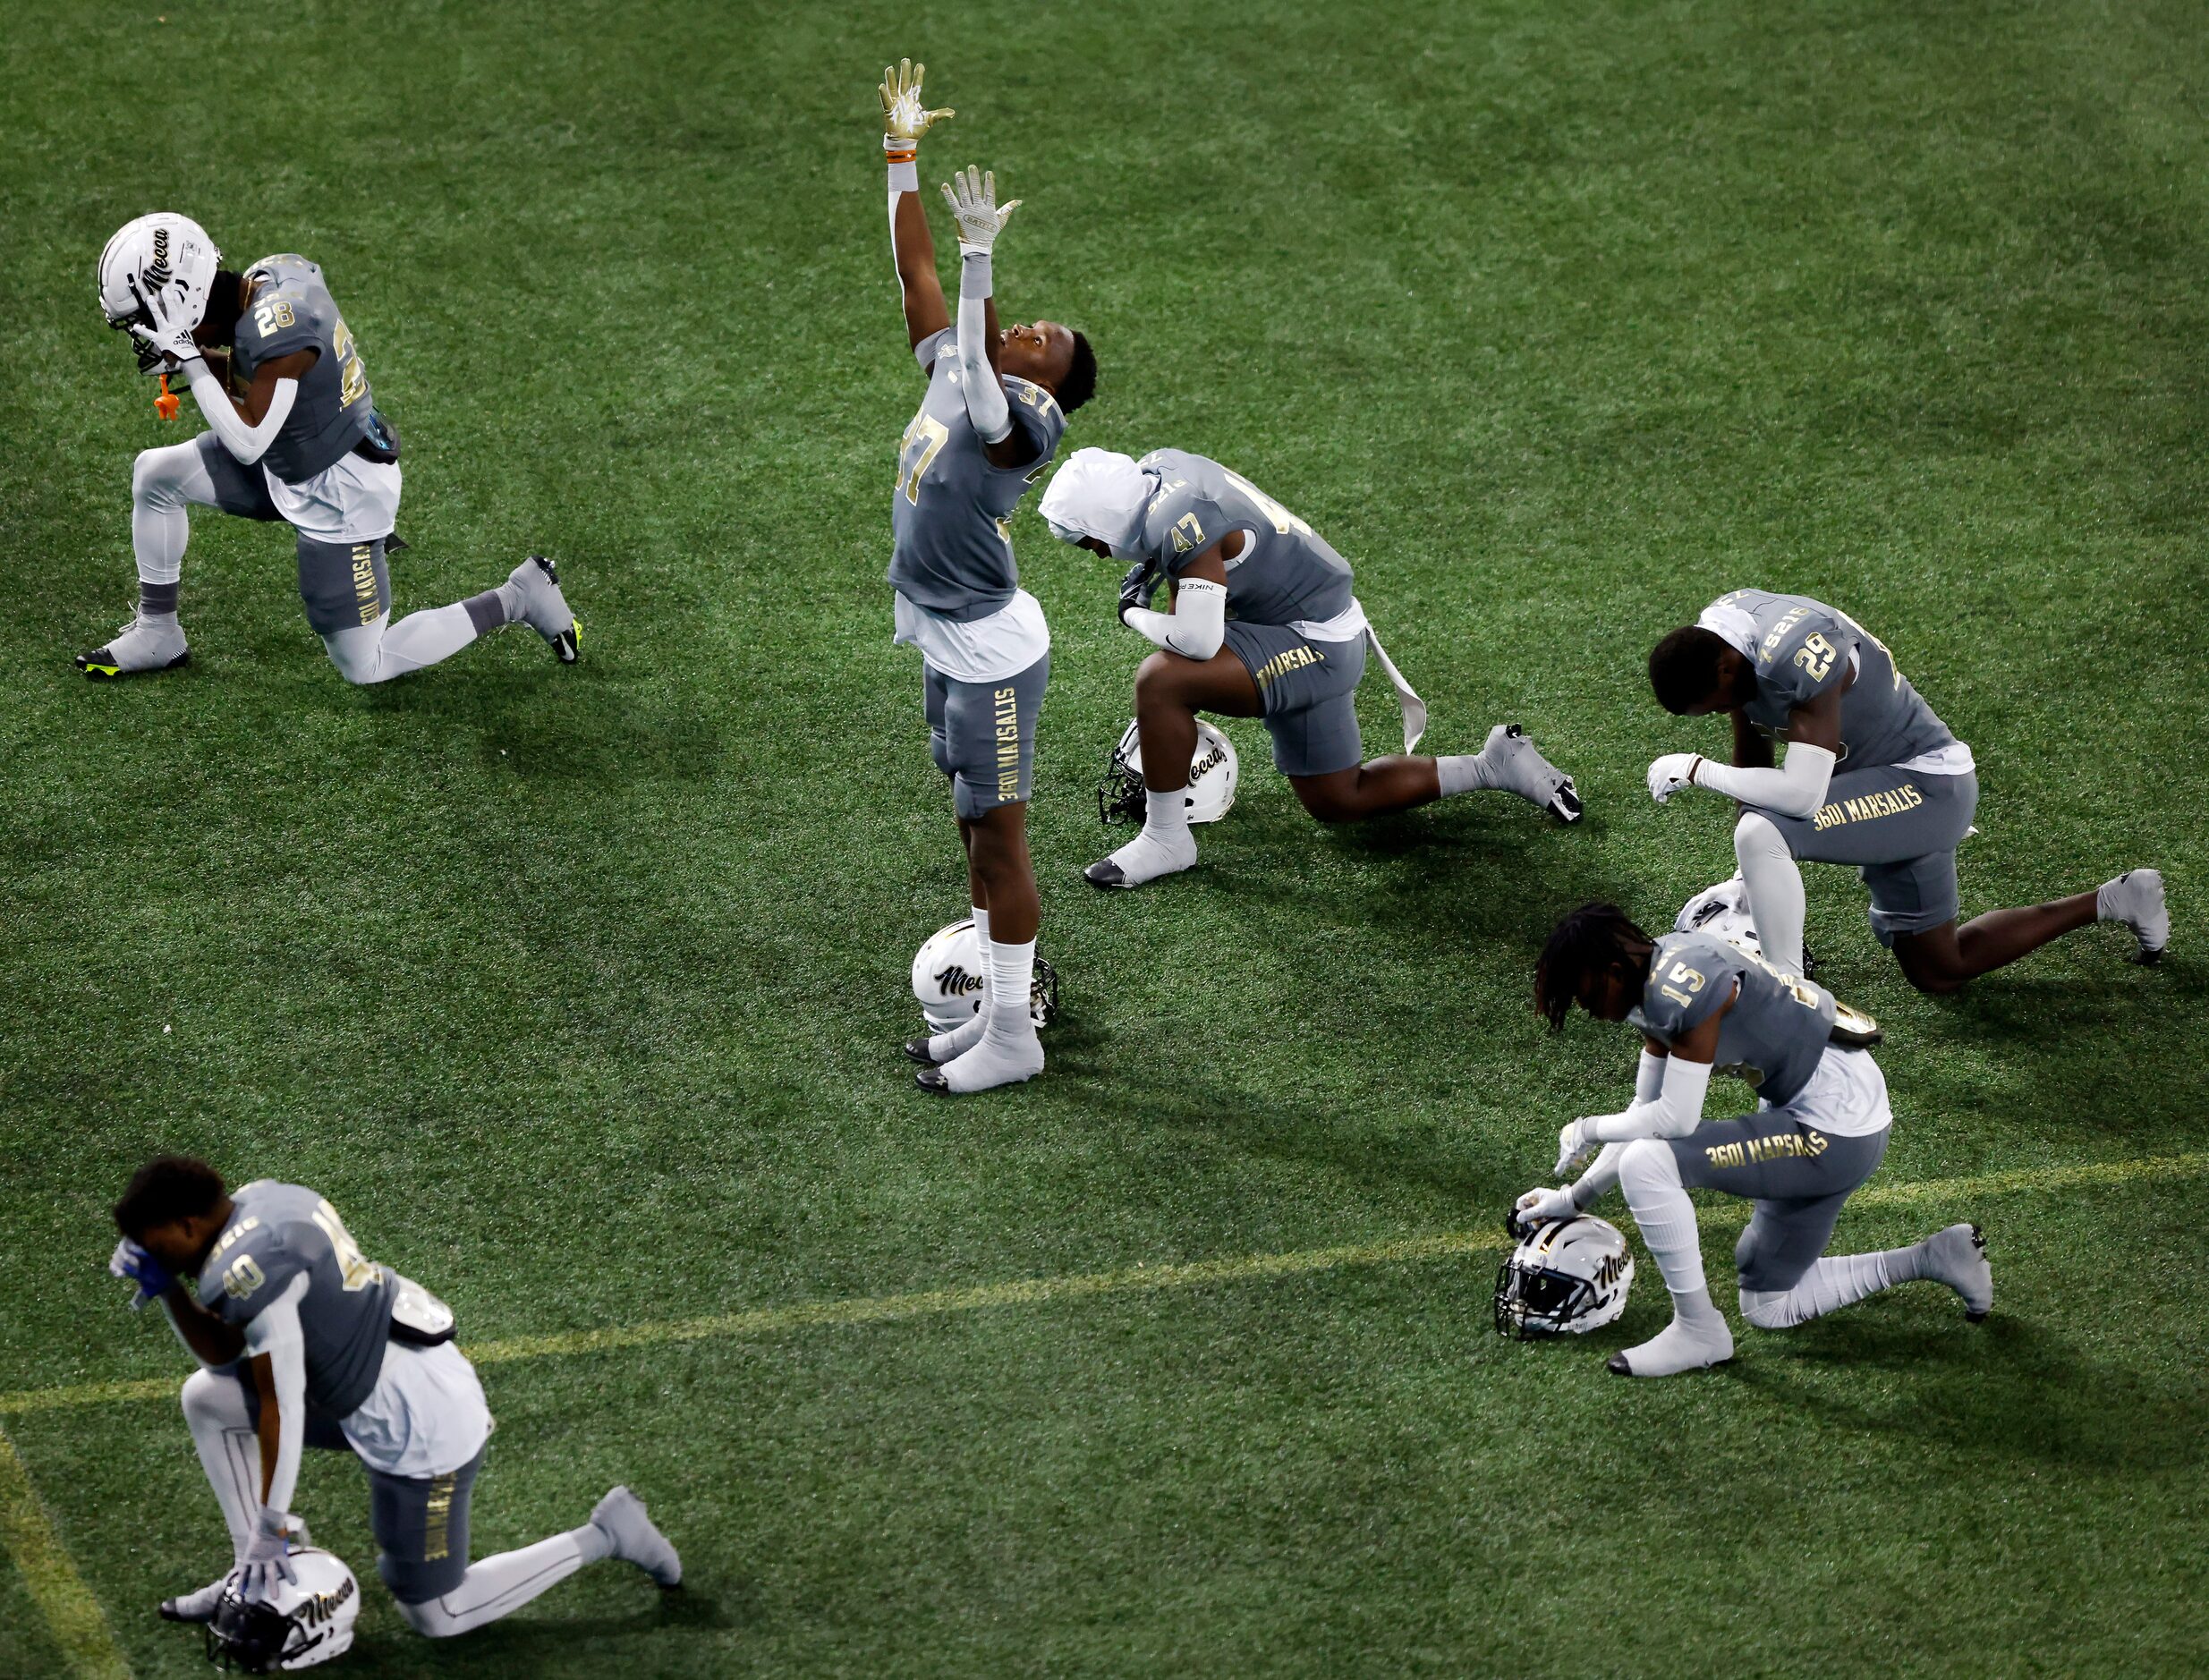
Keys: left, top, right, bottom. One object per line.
{"left": 131, "top": 277, "right": 308, "bottom": 464}
{"left": 939, "top": 165, "right": 1032, "bottom": 465}
{"left": 881, "top": 60, "right": 954, "bottom": 354}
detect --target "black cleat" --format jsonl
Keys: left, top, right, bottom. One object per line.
{"left": 1605, "top": 1353, "right": 1632, "bottom": 1377}
{"left": 1083, "top": 857, "right": 1131, "bottom": 888}
{"left": 915, "top": 1065, "right": 951, "bottom": 1094}
{"left": 903, "top": 1037, "right": 939, "bottom": 1066}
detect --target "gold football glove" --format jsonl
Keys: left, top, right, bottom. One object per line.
{"left": 880, "top": 59, "right": 953, "bottom": 160}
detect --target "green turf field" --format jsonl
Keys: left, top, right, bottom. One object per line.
{"left": 4, "top": 0, "right": 2205, "bottom": 1674}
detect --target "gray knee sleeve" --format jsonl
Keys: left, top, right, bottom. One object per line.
{"left": 1738, "top": 1286, "right": 1800, "bottom": 1330}
{"left": 1735, "top": 809, "right": 1788, "bottom": 868}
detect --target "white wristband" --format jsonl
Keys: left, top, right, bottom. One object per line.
{"left": 888, "top": 158, "right": 918, "bottom": 194}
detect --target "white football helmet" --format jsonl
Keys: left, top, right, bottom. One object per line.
{"left": 98, "top": 212, "right": 223, "bottom": 371}
{"left": 910, "top": 919, "right": 1058, "bottom": 1034}
{"left": 1676, "top": 873, "right": 1763, "bottom": 961}
{"left": 204, "top": 1548, "right": 359, "bottom": 1671}
{"left": 1098, "top": 718, "right": 1238, "bottom": 827}
{"left": 1493, "top": 1215, "right": 1634, "bottom": 1339}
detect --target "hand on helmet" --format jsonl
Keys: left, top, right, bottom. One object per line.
{"left": 108, "top": 1237, "right": 174, "bottom": 1311}
{"left": 1117, "top": 560, "right": 1160, "bottom": 624}
{"left": 235, "top": 1506, "right": 299, "bottom": 1602}
{"left": 1511, "top": 1184, "right": 1579, "bottom": 1240}
{"left": 880, "top": 59, "right": 953, "bottom": 157}
{"left": 126, "top": 276, "right": 204, "bottom": 371}
{"left": 1646, "top": 752, "right": 1699, "bottom": 804}
{"left": 940, "top": 165, "right": 1020, "bottom": 256}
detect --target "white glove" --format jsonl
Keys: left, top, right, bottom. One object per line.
{"left": 126, "top": 277, "right": 204, "bottom": 371}
{"left": 235, "top": 1506, "right": 298, "bottom": 1602}
{"left": 880, "top": 58, "right": 953, "bottom": 157}
{"left": 1516, "top": 1184, "right": 1579, "bottom": 1226}
{"left": 940, "top": 165, "right": 1021, "bottom": 256}
{"left": 1647, "top": 752, "right": 1699, "bottom": 804}
{"left": 1554, "top": 1118, "right": 1598, "bottom": 1178}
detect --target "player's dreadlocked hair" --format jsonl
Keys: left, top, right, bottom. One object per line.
{"left": 1534, "top": 903, "right": 1654, "bottom": 1031}
{"left": 1647, "top": 625, "right": 1731, "bottom": 715}
{"left": 1058, "top": 329, "right": 1098, "bottom": 414}
{"left": 114, "top": 1155, "right": 226, "bottom": 1239}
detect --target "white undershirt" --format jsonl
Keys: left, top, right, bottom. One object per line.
{"left": 894, "top": 588, "right": 1050, "bottom": 684}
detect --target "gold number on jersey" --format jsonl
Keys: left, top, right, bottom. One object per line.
{"left": 898, "top": 412, "right": 951, "bottom": 506}
{"left": 1658, "top": 960, "right": 1705, "bottom": 1008}
{"left": 222, "top": 1254, "right": 266, "bottom": 1300}
{"left": 1794, "top": 632, "right": 1837, "bottom": 683}
{"left": 332, "top": 318, "right": 368, "bottom": 410}
{"left": 252, "top": 299, "right": 296, "bottom": 338}
{"left": 1171, "top": 513, "right": 1204, "bottom": 555}
{"left": 1833, "top": 607, "right": 1905, "bottom": 691}
{"left": 310, "top": 1199, "right": 378, "bottom": 1291}
{"left": 1219, "top": 469, "right": 1312, "bottom": 536}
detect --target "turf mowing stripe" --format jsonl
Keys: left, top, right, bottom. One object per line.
{"left": 0, "top": 1421, "right": 132, "bottom": 1678}
{"left": 8, "top": 1150, "right": 2202, "bottom": 1421}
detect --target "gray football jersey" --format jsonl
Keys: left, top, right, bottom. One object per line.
{"left": 1628, "top": 929, "right": 1836, "bottom": 1108}
{"left": 1713, "top": 589, "right": 1955, "bottom": 769}
{"left": 1134, "top": 450, "right": 1355, "bottom": 625}
{"left": 196, "top": 1180, "right": 393, "bottom": 1421}
{"left": 231, "top": 255, "right": 376, "bottom": 484}
{"left": 888, "top": 327, "right": 1066, "bottom": 622}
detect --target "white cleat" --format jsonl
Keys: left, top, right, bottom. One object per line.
{"left": 1483, "top": 724, "right": 1582, "bottom": 822}
{"left": 591, "top": 1486, "right": 681, "bottom": 1588}
{"left": 1920, "top": 1223, "right": 1992, "bottom": 1323}
{"left": 507, "top": 555, "right": 580, "bottom": 664}
{"left": 2099, "top": 869, "right": 2167, "bottom": 964}
{"left": 1606, "top": 1311, "right": 1734, "bottom": 1378}
{"left": 157, "top": 1576, "right": 229, "bottom": 1624}
{"left": 78, "top": 613, "right": 189, "bottom": 679}
{"left": 1083, "top": 829, "right": 1198, "bottom": 889}
{"left": 917, "top": 1030, "right": 1045, "bottom": 1093}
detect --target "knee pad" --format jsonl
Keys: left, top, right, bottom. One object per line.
{"left": 180, "top": 1366, "right": 245, "bottom": 1426}
{"left": 387, "top": 1589, "right": 463, "bottom": 1639}
{"left": 133, "top": 443, "right": 196, "bottom": 511}
{"left": 1734, "top": 809, "right": 1788, "bottom": 866}
{"left": 1618, "top": 1136, "right": 1683, "bottom": 1198}
{"left": 1737, "top": 1286, "right": 1800, "bottom": 1330}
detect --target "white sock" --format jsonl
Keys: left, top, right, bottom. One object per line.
{"left": 181, "top": 1369, "right": 258, "bottom": 1557}
{"left": 938, "top": 935, "right": 1045, "bottom": 1091}
{"left": 926, "top": 906, "right": 992, "bottom": 1061}
{"left": 1435, "top": 753, "right": 1494, "bottom": 797}
{"left": 1612, "top": 1140, "right": 1734, "bottom": 1374}
{"left": 1097, "top": 786, "right": 1197, "bottom": 885}
{"left": 1735, "top": 811, "right": 1808, "bottom": 976}
{"left": 1739, "top": 1248, "right": 1911, "bottom": 1329}
{"left": 983, "top": 938, "right": 1039, "bottom": 1048}
{"left": 395, "top": 1531, "right": 599, "bottom": 1638}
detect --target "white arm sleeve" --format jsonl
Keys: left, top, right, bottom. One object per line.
{"left": 242, "top": 1273, "right": 310, "bottom": 1513}
{"left": 954, "top": 251, "right": 1011, "bottom": 444}
{"left": 183, "top": 361, "right": 296, "bottom": 468}
{"left": 1589, "top": 1055, "right": 1714, "bottom": 1143}
{"left": 1123, "top": 579, "right": 1228, "bottom": 660}
{"left": 1634, "top": 1048, "right": 1667, "bottom": 1105}
{"left": 1690, "top": 742, "right": 1836, "bottom": 820}
{"left": 1570, "top": 1143, "right": 1626, "bottom": 1209}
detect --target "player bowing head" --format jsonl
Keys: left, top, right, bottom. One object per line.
{"left": 879, "top": 63, "right": 1093, "bottom": 1094}
{"left": 1644, "top": 590, "right": 2166, "bottom": 994}
{"left": 1039, "top": 445, "right": 1580, "bottom": 889}
{"left": 109, "top": 1156, "right": 680, "bottom": 1642}
{"left": 1523, "top": 904, "right": 1992, "bottom": 1378}
{"left": 83, "top": 212, "right": 578, "bottom": 685}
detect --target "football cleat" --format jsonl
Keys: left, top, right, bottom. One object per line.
{"left": 78, "top": 613, "right": 189, "bottom": 679}
{"left": 1829, "top": 999, "right": 1882, "bottom": 1048}
{"left": 590, "top": 1487, "right": 682, "bottom": 1588}
{"left": 1083, "top": 828, "right": 1198, "bottom": 889}
{"left": 507, "top": 555, "right": 580, "bottom": 664}
{"left": 1921, "top": 1222, "right": 1992, "bottom": 1323}
{"left": 1483, "top": 724, "right": 1582, "bottom": 823}
{"left": 2101, "top": 869, "right": 2167, "bottom": 964}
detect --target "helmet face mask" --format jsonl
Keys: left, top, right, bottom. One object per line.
{"left": 1492, "top": 1216, "right": 1635, "bottom": 1339}
{"left": 202, "top": 1548, "right": 359, "bottom": 1671}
